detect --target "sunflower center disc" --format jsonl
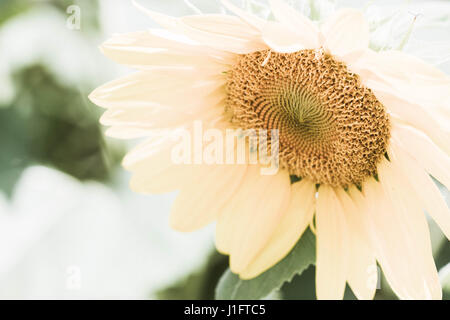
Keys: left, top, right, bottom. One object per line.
{"left": 226, "top": 49, "right": 390, "bottom": 187}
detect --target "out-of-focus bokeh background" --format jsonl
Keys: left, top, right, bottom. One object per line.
{"left": 0, "top": 0, "right": 449, "bottom": 299}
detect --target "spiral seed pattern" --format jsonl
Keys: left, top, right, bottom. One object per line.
{"left": 226, "top": 49, "right": 390, "bottom": 187}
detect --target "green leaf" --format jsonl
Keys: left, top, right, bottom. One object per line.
{"left": 215, "top": 228, "right": 316, "bottom": 300}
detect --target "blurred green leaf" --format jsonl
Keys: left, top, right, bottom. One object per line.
{"left": 0, "top": 64, "right": 123, "bottom": 195}
{"left": 215, "top": 228, "right": 315, "bottom": 300}
{"left": 0, "top": 0, "right": 28, "bottom": 24}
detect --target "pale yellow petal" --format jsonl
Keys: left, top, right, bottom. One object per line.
{"left": 389, "top": 139, "right": 450, "bottom": 240}
{"left": 261, "top": 22, "right": 307, "bottom": 53}
{"left": 89, "top": 71, "right": 225, "bottom": 110}
{"left": 364, "top": 79, "right": 450, "bottom": 155}
{"left": 134, "top": 2, "right": 264, "bottom": 54}
{"left": 179, "top": 21, "right": 267, "bottom": 54}
{"left": 178, "top": 14, "right": 267, "bottom": 54}
{"left": 321, "top": 9, "right": 369, "bottom": 61}
{"left": 122, "top": 135, "right": 175, "bottom": 172}
{"left": 392, "top": 124, "right": 450, "bottom": 190}
{"left": 133, "top": 1, "right": 178, "bottom": 30}
{"left": 100, "top": 30, "right": 233, "bottom": 71}
{"left": 240, "top": 179, "right": 316, "bottom": 279}
{"left": 316, "top": 185, "right": 348, "bottom": 300}
{"left": 99, "top": 94, "right": 225, "bottom": 129}
{"left": 123, "top": 120, "right": 244, "bottom": 194}
{"left": 181, "top": 14, "right": 260, "bottom": 40}
{"left": 337, "top": 187, "right": 377, "bottom": 300}
{"left": 363, "top": 162, "right": 441, "bottom": 300}
{"left": 356, "top": 49, "right": 450, "bottom": 114}
{"left": 100, "top": 92, "right": 225, "bottom": 137}
{"left": 102, "top": 30, "right": 196, "bottom": 52}
{"left": 220, "top": 0, "right": 266, "bottom": 31}
{"left": 120, "top": 130, "right": 199, "bottom": 192}
{"left": 101, "top": 29, "right": 235, "bottom": 63}
{"left": 268, "top": 0, "right": 320, "bottom": 48}
{"left": 100, "top": 46, "right": 229, "bottom": 74}
{"left": 215, "top": 167, "right": 291, "bottom": 273}
{"left": 170, "top": 163, "right": 247, "bottom": 232}
{"left": 129, "top": 163, "right": 201, "bottom": 194}
{"left": 123, "top": 136, "right": 187, "bottom": 193}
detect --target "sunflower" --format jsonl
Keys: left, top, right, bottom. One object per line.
{"left": 89, "top": 0, "right": 450, "bottom": 300}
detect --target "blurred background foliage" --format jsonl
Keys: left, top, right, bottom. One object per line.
{"left": 0, "top": 64, "right": 121, "bottom": 195}
{"left": 0, "top": 0, "right": 118, "bottom": 196}
{"left": 0, "top": 0, "right": 448, "bottom": 300}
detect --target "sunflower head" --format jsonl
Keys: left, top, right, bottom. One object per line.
{"left": 227, "top": 48, "right": 391, "bottom": 187}
{"left": 89, "top": 0, "right": 450, "bottom": 301}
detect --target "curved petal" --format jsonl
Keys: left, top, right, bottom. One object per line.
{"left": 240, "top": 179, "right": 316, "bottom": 279}
{"left": 220, "top": 0, "right": 266, "bottom": 31}
{"left": 124, "top": 136, "right": 195, "bottom": 193}
{"left": 102, "top": 30, "right": 196, "bottom": 52}
{"left": 100, "top": 43, "right": 231, "bottom": 73}
{"left": 392, "top": 123, "right": 450, "bottom": 191}
{"left": 179, "top": 16, "right": 267, "bottom": 54}
{"left": 99, "top": 93, "right": 225, "bottom": 130}
{"left": 134, "top": 2, "right": 265, "bottom": 54}
{"left": 364, "top": 81, "right": 450, "bottom": 156}
{"left": 123, "top": 122, "right": 243, "bottom": 195}
{"left": 181, "top": 14, "right": 261, "bottom": 39}
{"left": 133, "top": 0, "right": 178, "bottom": 30}
{"left": 268, "top": 0, "right": 320, "bottom": 48}
{"left": 389, "top": 139, "right": 450, "bottom": 240}
{"left": 101, "top": 29, "right": 235, "bottom": 63}
{"left": 321, "top": 9, "right": 369, "bottom": 62}
{"left": 336, "top": 187, "right": 377, "bottom": 300}
{"left": 170, "top": 163, "right": 247, "bottom": 232}
{"left": 316, "top": 185, "right": 348, "bottom": 300}
{"left": 362, "top": 164, "right": 441, "bottom": 299}
{"left": 89, "top": 71, "right": 226, "bottom": 110}
{"left": 123, "top": 135, "right": 175, "bottom": 172}
{"left": 215, "top": 167, "right": 291, "bottom": 273}
{"left": 261, "top": 22, "right": 307, "bottom": 53}
{"left": 130, "top": 164, "right": 208, "bottom": 194}
{"left": 355, "top": 49, "right": 450, "bottom": 118}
